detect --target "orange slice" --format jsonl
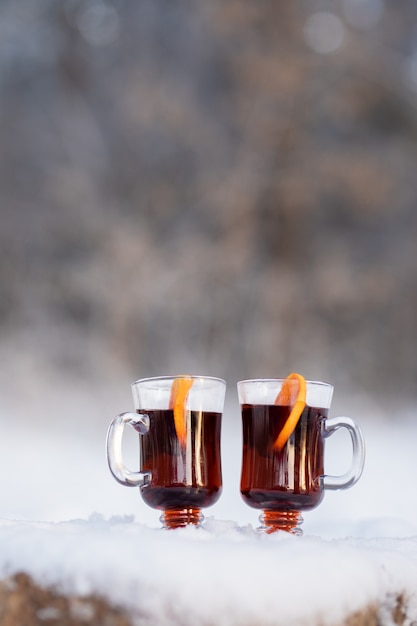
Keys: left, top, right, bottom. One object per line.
{"left": 169, "top": 376, "right": 194, "bottom": 446}
{"left": 273, "top": 373, "right": 306, "bottom": 451}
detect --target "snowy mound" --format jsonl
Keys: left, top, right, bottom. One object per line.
{"left": 0, "top": 516, "right": 417, "bottom": 625}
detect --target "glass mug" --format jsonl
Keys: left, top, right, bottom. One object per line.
{"left": 238, "top": 379, "right": 365, "bottom": 535}
{"left": 106, "top": 375, "right": 226, "bottom": 529}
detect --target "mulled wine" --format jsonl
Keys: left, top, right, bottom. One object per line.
{"left": 240, "top": 403, "right": 327, "bottom": 515}
{"left": 138, "top": 408, "right": 222, "bottom": 515}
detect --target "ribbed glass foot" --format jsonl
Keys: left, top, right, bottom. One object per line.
{"left": 258, "top": 510, "right": 303, "bottom": 535}
{"left": 160, "top": 508, "right": 204, "bottom": 529}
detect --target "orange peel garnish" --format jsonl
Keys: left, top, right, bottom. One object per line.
{"left": 169, "top": 376, "right": 194, "bottom": 446}
{"left": 273, "top": 373, "right": 306, "bottom": 451}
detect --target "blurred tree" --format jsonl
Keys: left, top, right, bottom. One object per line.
{"left": 1, "top": 0, "right": 417, "bottom": 403}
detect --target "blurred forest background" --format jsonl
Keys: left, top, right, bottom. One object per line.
{"left": 1, "top": 0, "right": 417, "bottom": 417}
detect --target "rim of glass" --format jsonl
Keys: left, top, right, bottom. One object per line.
{"left": 237, "top": 378, "right": 333, "bottom": 389}
{"left": 132, "top": 375, "right": 226, "bottom": 387}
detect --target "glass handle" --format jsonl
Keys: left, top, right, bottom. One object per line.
{"left": 322, "top": 416, "right": 365, "bottom": 490}
{"left": 106, "top": 412, "right": 150, "bottom": 487}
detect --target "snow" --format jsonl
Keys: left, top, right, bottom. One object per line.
{"left": 1, "top": 384, "right": 417, "bottom": 624}
{"left": 0, "top": 517, "right": 417, "bottom": 625}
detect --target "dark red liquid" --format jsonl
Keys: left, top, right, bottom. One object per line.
{"left": 240, "top": 404, "right": 327, "bottom": 512}
{"left": 137, "top": 409, "right": 222, "bottom": 511}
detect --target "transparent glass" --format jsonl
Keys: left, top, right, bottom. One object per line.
{"left": 107, "top": 375, "right": 226, "bottom": 529}
{"left": 237, "top": 378, "right": 365, "bottom": 535}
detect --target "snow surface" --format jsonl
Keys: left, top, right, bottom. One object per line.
{"left": 1, "top": 517, "right": 417, "bottom": 626}
{"left": 1, "top": 386, "right": 417, "bottom": 624}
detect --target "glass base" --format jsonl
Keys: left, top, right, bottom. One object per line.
{"left": 258, "top": 510, "right": 304, "bottom": 536}
{"left": 160, "top": 508, "right": 204, "bottom": 529}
